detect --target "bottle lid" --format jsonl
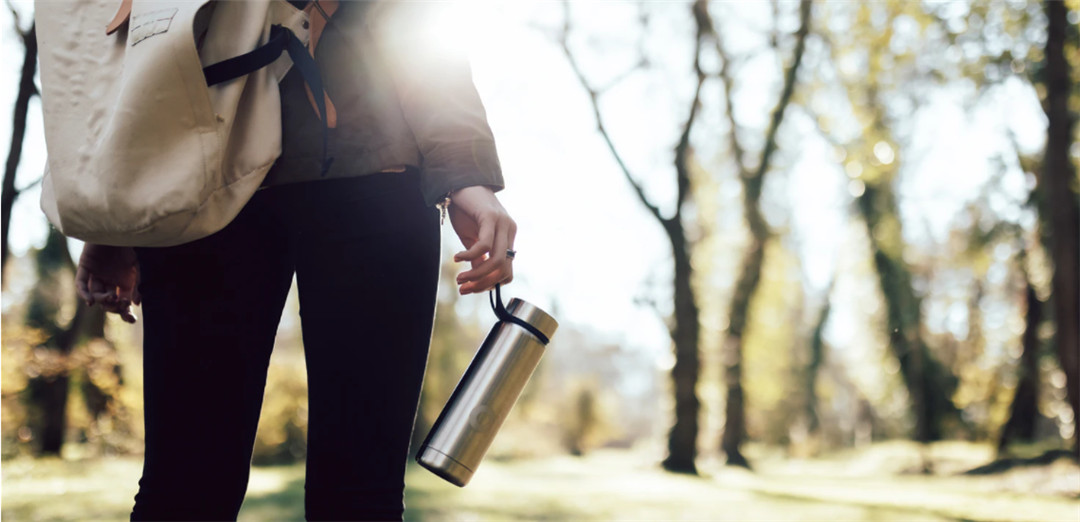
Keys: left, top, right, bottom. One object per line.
{"left": 505, "top": 298, "right": 559, "bottom": 343}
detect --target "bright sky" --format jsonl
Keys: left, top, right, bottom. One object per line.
{"left": 0, "top": 1, "right": 1051, "bottom": 369}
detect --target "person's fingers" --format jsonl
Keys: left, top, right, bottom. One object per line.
{"left": 91, "top": 290, "right": 117, "bottom": 303}
{"left": 460, "top": 264, "right": 509, "bottom": 294}
{"left": 98, "top": 300, "right": 121, "bottom": 315}
{"left": 76, "top": 267, "right": 93, "bottom": 305}
{"left": 504, "top": 220, "right": 517, "bottom": 287}
{"left": 454, "top": 215, "right": 495, "bottom": 262}
{"left": 89, "top": 276, "right": 118, "bottom": 305}
{"left": 94, "top": 294, "right": 119, "bottom": 310}
{"left": 117, "top": 271, "right": 137, "bottom": 304}
{"left": 457, "top": 218, "right": 510, "bottom": 288}
{"left": 100, "top": 298, "right": 137, "bottom": 323}
{"left": 89, "top": 274, "right": 107, "bottom": 296}
{"left": 118, "top": 301, "right": 137, "bottom": 324}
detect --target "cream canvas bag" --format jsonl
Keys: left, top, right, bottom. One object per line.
{"left": 36, "top": 0, "right": 312, "bottom": 247}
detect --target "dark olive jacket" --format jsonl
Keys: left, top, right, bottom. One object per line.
{"left": 263, "top": 1, "right": 504, "bottom": 207}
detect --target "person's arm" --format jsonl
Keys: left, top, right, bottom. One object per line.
{"left": 367, "top": 2, "right": 514, "bottom": 294}
{"left": 365, "top": 1, "right": 504, "bottom": 206}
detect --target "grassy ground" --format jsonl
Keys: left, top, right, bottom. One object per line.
{"left": 3, "top": 443, "right": 1078, "bottom": 521}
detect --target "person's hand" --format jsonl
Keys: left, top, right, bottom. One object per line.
{"left": 75, "top": 244, "right": 140, "bottom": 323}
{"left": 448, "top": 186, "right": 516, "bottom": 295}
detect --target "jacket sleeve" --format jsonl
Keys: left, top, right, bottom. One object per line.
{"left": 365, "top": 1, "right": 505, "bottom": 207}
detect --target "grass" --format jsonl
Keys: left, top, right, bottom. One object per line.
{"left": 2, "top": 443, "right": 1078, "bottom": 521}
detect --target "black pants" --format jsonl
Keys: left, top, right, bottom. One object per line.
{"left": 130, "top": 171, "right": 440, "bottom": 521}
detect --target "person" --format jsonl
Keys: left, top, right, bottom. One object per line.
{"left": 72, "top": 2, "right": 517, "bottom": 520}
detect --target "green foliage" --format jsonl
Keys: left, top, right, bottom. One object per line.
{"left": 252, "top": 358, "right": 308, "bottom": 466}
{"left": 742, "top": 238, "right": 803, "bottom": 445}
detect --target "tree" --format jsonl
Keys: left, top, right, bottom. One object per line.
{"left": 707, "top": 0, "right": 813, "bottom": 468}
{"left": 801, "top": 283, "right": 833, "bottom": 444}
{"left": 560, "top": 1, "right": 707, "bottom": 473}
{"left": 998, "top": 275, "right": 1043, "bottom": 452}
{"left": 809, "top": 1, "right": 964, "bottom": 446}
{"left": 2, "top": 18, "right": 37, "bottom": 273}
{"left": 1037, "top": 0, "right": 1079, "bottom": 458}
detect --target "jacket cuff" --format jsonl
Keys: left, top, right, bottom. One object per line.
{"left": 420, "top": 139, "right": 504, "bottom": 207}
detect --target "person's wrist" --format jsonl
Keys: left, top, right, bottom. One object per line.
{"left": 448, "top": 185, "right": 494, "bottom": 201}
{"left": 82, "top": 244, "right": 137, "bottom": 267}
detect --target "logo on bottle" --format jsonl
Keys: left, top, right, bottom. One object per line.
{"left": 468, "top": 404, "right": 495, "bottom": 431}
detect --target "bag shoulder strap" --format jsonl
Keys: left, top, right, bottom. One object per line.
{"left": 202, "top": 24, "right": 335, "bottom": 175}
{"left": 302, "top": 0, "right": 338, "bottom": 128}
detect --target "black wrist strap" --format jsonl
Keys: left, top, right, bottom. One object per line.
{"left": 489, "top": 284, "right": 550, "bottom": 345}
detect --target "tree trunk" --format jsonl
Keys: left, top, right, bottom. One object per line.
{"left": 855, "top": 184, "right": 960, "bottom": 443}
{"left": 76, "top": 303, "right": 117, "bottom": 425}
{"left": 27, "top": 374, "right": 71, "bottom": 455}
{"left": 716, "top": 0, "right": 812, "bottom": 468}
{"left": 804, "top": 294, "right": 831, "bottom": 435}
{"left": 998, "top": 282, "right": 1042, "bottom": 453}
{"left": 23, "top": 228, "right": 105, "bottom": 456}
{"left": 720, "top": 232, "right": 764, "bottom": 468}
{"left": 1040, "top": 0, "right": 1079, "bottom": 458}
{"left": 662, "top": 223, "right": 702, "bottom": 473}
{"left": 2, "top": 23, "right": 38, "bottom": 273}
{"left": 561, "top": 3, "right": 708, "bottom": 473}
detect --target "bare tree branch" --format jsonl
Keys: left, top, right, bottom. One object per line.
{"left": 703, "top": 9, "right": 751, "bottom": 177}
{"left": 673, "top": 76, "right": 704, "bottom": 220}
{"left": 558, "top": 1, "right": 665, "bottom": 223}
{"left": 560, "top": 0, "right": 707, "bottom": 225}
{"left": 769, "top": 0, "right": 781, "bottom": 48}
{"left": 673, "top": 5, "right": 709, "bottom": 220}
{"left": 751, "top": 0, "right": 812, "bottom": 196}
{"left": 597, "top": 59, "right": 648, "bottom": 93}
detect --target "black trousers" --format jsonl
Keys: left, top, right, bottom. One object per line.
{"left": 130, "top": 171, "right": 440, "bottom": 521}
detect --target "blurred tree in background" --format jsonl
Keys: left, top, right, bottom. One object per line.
{"left": 1038, "top": 0, "right": 1079, "bottom": 458}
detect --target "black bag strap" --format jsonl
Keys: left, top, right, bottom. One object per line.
{"left": 202, "top": 24, "right": 334, "bottom": 175}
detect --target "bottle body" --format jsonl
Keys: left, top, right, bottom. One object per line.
{"left": 417, "top": 298, "right": 557, "bottom": 486}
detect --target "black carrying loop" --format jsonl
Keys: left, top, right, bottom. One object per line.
{"left": 489, "top": 284, "right": 550, "bottom": 345}
{"left": 202, "top": 24, "right": 334, "bottom": 175}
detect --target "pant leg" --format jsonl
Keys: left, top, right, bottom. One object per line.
{"left": 290, "top": 172, "right": 440, "bottom": 521}
{"left": 131, "top": 189, "right": 295, "bottom": 521}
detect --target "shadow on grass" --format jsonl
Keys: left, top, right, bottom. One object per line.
{"left": 963, "top": 449, "right": 1077, "bottom": 475}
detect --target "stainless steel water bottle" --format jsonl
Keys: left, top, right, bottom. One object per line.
{"left": 417, "top": 291, "right": 558, "bottom": 487}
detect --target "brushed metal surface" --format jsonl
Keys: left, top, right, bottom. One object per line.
{"left": 417, "top": 447, "right": 472, "bottom": 487}
{"left": 417, "top": 298, "right": 558, "bottom": 487}
{"left": 505, "top": 298, "right": 558, "bottom": 342}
